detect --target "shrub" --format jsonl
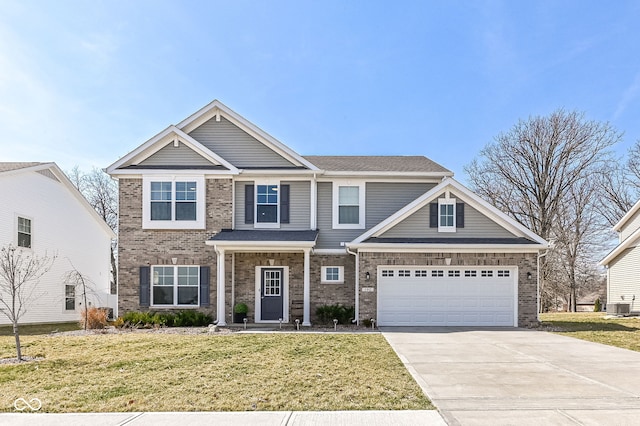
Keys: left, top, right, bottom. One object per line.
{"left": 80, "top": 307, "right": 109, "bottom": 330}
{"left": 119, "top": 311, "right": 156, "bottom": 328}
{"left": 174, "top": 310, "right": 213, "bottom": 327}
{"left": 315, "top": 304, "right": 355, "bottom": 325}
{"left": 117, "top": 310, "right": 213, "bottom": 328}
{"left": 594, "top": 298, "right": 602, "bottom": 312}
{"left": 234, "top": 303, "right": 248, "bottom": 314}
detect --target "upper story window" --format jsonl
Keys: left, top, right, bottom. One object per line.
{"left": 332, "top": 181, "right": 365, "bottom": 229}
{"left": 17, "top": 216, "right": 32, "bottom": 248}
{"left": 143, "top": 176, "right": 205, "bottom": 229}
{"left": 438, "top": 198, "right": 456, "bottom": 232}
{"left": 256, "top": 184, "right": 278, "bottom": 224}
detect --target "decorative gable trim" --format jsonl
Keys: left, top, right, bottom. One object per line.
{"left": 613, "top": 198, "right": 640, "bottom": 232}
{"left": 351, "top": 177, "right": 547, "bottom": 246}
{"left": 176, "top": 100, "right": 319, "bottom": 171}
{"left": 106, "top": 125, "right": 239, "bottom": 175}
{"left": 600, "top": 227, "right": 640, "bottom": 266}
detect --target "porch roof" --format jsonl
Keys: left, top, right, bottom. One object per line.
{"left": 207, "top": 229, "right": 318, "bottom": 248}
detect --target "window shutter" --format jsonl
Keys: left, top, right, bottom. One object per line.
{"left": 429, "top": 203, "right": 438, "bottom": 228}
{"left": 199, "top": 266, "right": 210, "bottom": 307}
{"left": 456, "top": 203, "right": 465, "bottom": 228}
{"left": 139, "top": 266, "right": 150, "bottom": 307}
{"left": 280, "top": 184, "right": 290, "bottom": 224}
{"left": 245, "top": 184, "right": 254, "bottom": 224}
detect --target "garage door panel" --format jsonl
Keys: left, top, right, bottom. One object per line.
{"left": 378, "top": 267, "right": 516, "bottom": 327}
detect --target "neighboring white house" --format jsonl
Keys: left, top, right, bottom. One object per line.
{"left": 0, "top": 162, "right": 116, "bottom": 325}
{"left": 600, "top": 198, "right": 640, "bottom": 315}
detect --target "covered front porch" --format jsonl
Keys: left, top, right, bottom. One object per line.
{"left": 206, "top": 230, "right": 318, "bottom": 326}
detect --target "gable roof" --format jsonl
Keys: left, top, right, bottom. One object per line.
{"left": 106, "top": 125, "right": 239, "bottom": 175}
{"left": 600, "top": 227, "right": 640, "bottom": 266}
{"left": 612, "top": 198, "right": 640, "bottom": 232}
{"left": 304, "top": 156, "right": 452, "bottom": 174}
{"left": 0, "top": 162, "right": 116, "bottom": 238}
{"left": 350, "top": 177, "right": 547, "bottom": 248}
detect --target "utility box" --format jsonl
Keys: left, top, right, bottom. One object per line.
{"left": 607, "top": 303, "right": 630, "bottom": 315}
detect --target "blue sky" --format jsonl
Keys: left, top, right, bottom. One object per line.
{"left": 1, "top": 1, "right": 639, "bottom": 182}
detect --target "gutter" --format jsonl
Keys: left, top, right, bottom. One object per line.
{"left": 346, "top": 246, "right": 359, "bottom": 326}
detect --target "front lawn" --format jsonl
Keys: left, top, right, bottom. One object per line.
{"left": 0, "top": 332, "right": 432, "bottom": 413}
{"left": 540, "top": 312, "right": 640, "bottom": 352}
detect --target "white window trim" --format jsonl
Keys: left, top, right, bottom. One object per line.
{"left": 332, "top": 180, "right": 366, "bottom": 229}
{"left": 438, "top": 198, "right": 456, "bottom": 233}
{"left": 254, "top": 179, "right": 281, "bottom": 229}
{"left": 142, "top": 175, "right": 205, "bottom": 229}
{"left": 15, "top": 214, "right": 34, "bottom": 249}
{"left": 64, "top": 284, "right": 76, "bottom": 312}
{"left": 150, "top": 265, "right": 201, "bottom": 308}
{"left": 321, "top": 266, "right": 344, "bottom": 284}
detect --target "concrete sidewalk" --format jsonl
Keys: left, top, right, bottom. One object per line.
{"left": 383, "top": 327, "right": 640, "bottom": 426}
{"left": 0, "top": 410, "right": 447, "bottom": 425}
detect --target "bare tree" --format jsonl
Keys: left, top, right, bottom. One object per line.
{"left": 0, "top": 245, "right": 55, "bottom": 360}
{"left": 62, "top": 260, "right": 100, "bottom": 330}
{"left": 465, "top": 109, "right": 621, "bottom": 312}
{"left": 67, "top": 167, "right": 118, "bottom": 293}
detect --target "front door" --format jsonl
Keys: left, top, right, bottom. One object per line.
{"left": 261, "top": 268, "right": 284, "bottom": 321}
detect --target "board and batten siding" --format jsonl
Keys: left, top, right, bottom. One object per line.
{"left": 234, "top": 181, "right": 310, "bottom": 230}
{"left": 189, "top": 117, "right": 295, "bottom": 168}
{"left": 138, "top": 142, "right": 215, "bottom": 167}
{"left": 316, "top": 182, "right": 433, "bottom": 250}
{"left": 380, "top": 192, "right": 516, "bottom": 239}
{"left": 0, "top": 170, "right": 114, "bottom": 325}
{"left": 608, "top": 246, "right": 640, "bottom": 313}
{"left": 619, "top": 209, "right": 640, "bottom": 242}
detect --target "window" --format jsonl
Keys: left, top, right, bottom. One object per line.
{"left": 415, "top": 270, "right": 428, "bottom": 277}
{"left": 448, "top": 270, "right": 460, "bottom": 277}
{"left": 65, "top": 285, "right": 75, "bottom": 311}
{"left": 152, "top": 266, "right": 199, "bottom": 306}
{"left": 431, "top": 270, "right": 444, "bottom": 277}
{"left": 381, "top": 270, "right": 394, "bottom": 277}
{"left": 464, "top": 270, "right": 477, "bottom": 277}
{"left": 398, "top": 270, "right": 411, "bottom": 277}
{"left": 438, "top": 198, "right": 456, "bottom": 232}
{"left": 332, "top": 181, "right": 365, "bottom": 229}
{"left": 497, "top": 270, "right": 510, "bottom": 277}
{"left": 143, "top": 176, "right": 205, "bottom": 229}
{"left": 256, "top": 184, "right": 278, "bottom": 224}
{"left": 17, "top": 217, "right": 32, "bottom": 248}
{"left": 321, "top": 266, "right": 344, "bottom": 283}
{"left": 481, "top": 270, "right": 493, "bottom": 277}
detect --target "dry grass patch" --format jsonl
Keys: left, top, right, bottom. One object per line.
{"left": 0, "top": 333, "right": 432, "bottom": 412}
{"left": 540, "top": 312, "right": 640, "bottom": 352}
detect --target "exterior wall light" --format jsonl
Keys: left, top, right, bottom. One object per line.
{"left": 527, "top": 272, "right": 532, "bottom": 280}
{"left": 365, "top": 272, "right": 370, "bottom": 281}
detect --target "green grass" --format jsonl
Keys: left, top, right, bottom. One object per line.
{"left": 0, "top": 322, "right": 80, "bottom": 336}
{"left": 540, "top": 312, "right": 640, "bottom": 352}
{"left": 0, "top": 333, "right": 432, "bottom": 413}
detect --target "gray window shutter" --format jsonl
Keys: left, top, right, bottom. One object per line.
{"left": 245, "top": 184, "right": 254, "bottom": 224}
{"left": 429, "top": 203, "right": 438, "bottom": 228}
{"left": 456, "top": 203, "right": 465, "bottom": 228}
{"left": 199, "top": 266, "right": 210, "bottom": 307}
{"left": 139, "top": 266, "right": 150, "bottom": 307}
{"left": 280, "top": 184, "right": 290, "bottom": 224}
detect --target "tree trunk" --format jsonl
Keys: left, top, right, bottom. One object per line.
{"left": 13, "top": 322, "right": 22, "bottom": 360}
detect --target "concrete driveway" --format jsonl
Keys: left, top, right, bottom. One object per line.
{"left": 382, "top": 327, "right": 640, "bottom": 426}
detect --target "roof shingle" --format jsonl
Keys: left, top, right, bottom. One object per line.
{"left": 302, "top": 156, "right": 450, "bottom": 173}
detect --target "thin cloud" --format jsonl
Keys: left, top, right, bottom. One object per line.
{"left": 613, "top": 72, "right": 640, "bottom": 121}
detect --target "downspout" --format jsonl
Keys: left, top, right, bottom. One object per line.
{"left": 537, "top": 247, "right": 550, "bottom": 316}
{"left": 346, "top": 246, "right": 359, "bottom": 325}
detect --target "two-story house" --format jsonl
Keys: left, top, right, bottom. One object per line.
{"left": 107, "top": 100, "right": 546, "bottom": 327}
{"left": 0, "top": 162, "right": 116, "bottom": 325}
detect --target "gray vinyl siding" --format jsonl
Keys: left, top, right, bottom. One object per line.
{"left": 365, "top": 182, "right": 435, "bottom": 228}
{"left": 189, "top": 117, "right": 296, "bottom": 168}
{"left": 608, "top": 246, "right": 640, "bottom": 313}
{"left": 234, "top": 181, "right": 310, "bottom": 230}
{"left": 619, "top": 210, "right": 640, "bottom": 242}
{"left": 380, "top": 192, "right": 516, "bottom": 239}
{"left": 139, "top": 142, "right": 215, "bottom": 167}
{"left": 316, "top": 182, "right": 434, "bottom": 250}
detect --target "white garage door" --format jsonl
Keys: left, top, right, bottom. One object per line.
{"left": 377, "top": 267, "right": 517, "bottom": 326}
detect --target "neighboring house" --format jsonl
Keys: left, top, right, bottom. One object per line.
{"left": 600, "top": 200, "right": 640, "bottom": 315}
{"left": 0, "top": 162, "right": 117, "bottom": 325}
{"left": 107, "top": 100, "right": 547, "bottom": 327}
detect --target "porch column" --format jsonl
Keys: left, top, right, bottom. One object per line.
{"left": 303, "top": 248, "right": 311, "bottom": 326}
{"left": 216, "top": 248, "right": 227, "bottom": 326}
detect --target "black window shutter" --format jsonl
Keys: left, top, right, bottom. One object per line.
{"left": 245, "top": 184, "right": 254, "bottom": 224}
{"left": 456, "top": 203, "right": 465, "bottom": 228}
{"left": 429, "top": 203, "right": 438, "bottom": 228}
{"left": 280, "top": 184, "right": 290, "bottom": 224}
{"left": 139, "top": 266, "right": 150, "bottom": 307}
{"left": 199, "top": 266, "right": 210, "bottom": 307}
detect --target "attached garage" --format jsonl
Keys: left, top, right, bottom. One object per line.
{"left": 377, "top": 266, "right": 518, "bottom": 327}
